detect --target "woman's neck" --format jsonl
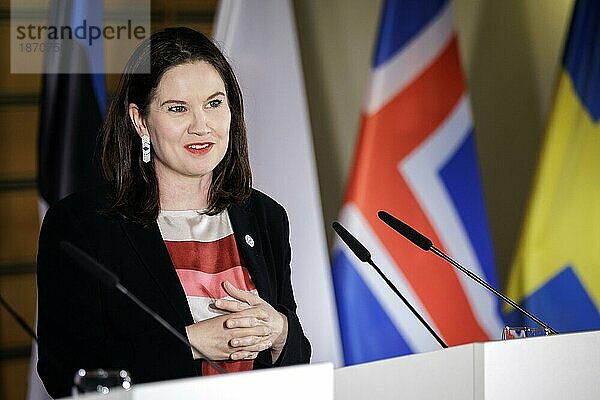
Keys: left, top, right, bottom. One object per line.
{"left": 157, "top": 172, "right": 212, "bottom": 211}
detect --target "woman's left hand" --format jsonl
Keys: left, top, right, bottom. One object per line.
{"left": 214, "top": 281, "right": 288, "bottom": 363}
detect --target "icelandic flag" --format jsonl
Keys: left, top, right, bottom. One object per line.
{"left": 331, "top": 0, "right": 505, "bottom": 365}
{"left": 506, "top": 0, "right": 600, "bottom": 333}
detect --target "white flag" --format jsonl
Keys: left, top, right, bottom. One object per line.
{"left": 214, "top": 0, "right": 342, "bottom": 365}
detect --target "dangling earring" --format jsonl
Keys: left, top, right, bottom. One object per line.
{"left": 141, "top": 134, "right": 151, "bottom": 163}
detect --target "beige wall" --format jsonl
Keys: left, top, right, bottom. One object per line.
{"left": 293, "top": 0, "right": 575, "bottom": 286}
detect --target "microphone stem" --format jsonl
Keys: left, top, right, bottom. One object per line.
{"left": 1, "top": 293, "right": 39, "bottom": 342}
{"left": 367, "top": 260, "right": 448, "bottom": 349}
{"left": 429, "top": 246, "right": 559, "bottom": 335}
{"left": 116, "top": 284, "right": 227, "bottom": 374}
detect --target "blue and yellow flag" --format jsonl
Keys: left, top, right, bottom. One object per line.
{"left": 506, "top": 0, "right": 600, "bottom": 331}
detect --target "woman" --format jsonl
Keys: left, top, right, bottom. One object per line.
{"left": 37, "top": 27, "right": 311, "bottom": 398}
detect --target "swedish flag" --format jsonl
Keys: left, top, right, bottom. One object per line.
{"left": 506, "top": 0, "right": 600, "bottom": 331}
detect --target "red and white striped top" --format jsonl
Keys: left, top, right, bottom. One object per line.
{"left": 157, "top": 209, "right": 256, "bottom": 375}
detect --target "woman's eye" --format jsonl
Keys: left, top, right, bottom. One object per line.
{"left": 207, "top": 99, "right": 222, "bottom": 108}
{"left": 168, "top": 105, "right": 186, "bottom": 113}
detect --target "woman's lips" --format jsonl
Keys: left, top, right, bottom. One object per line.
{"left": 184, "top": 143, "right": 213, "bottom": 155}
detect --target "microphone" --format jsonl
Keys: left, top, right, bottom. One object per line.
{"left": 332, "top": 222, "right": 448, "bottom": 349}
{"left": 377, "top": 210, "right": 559, "bottom": 335}
{"left": 60, "top": 241, "right": 226, "bottom": 374}
{"left": 378, "top": 211, "right": 432, "bottom": 250}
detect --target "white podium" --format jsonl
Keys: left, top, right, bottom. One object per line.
{"left": 66, "top": 363, "right": 333, "bottom": 400}
{"left": 66, "top": 331, "right": 599, "bottom": 399}
{"left": 335, "top": 330, "right": 600, "bottom": 400}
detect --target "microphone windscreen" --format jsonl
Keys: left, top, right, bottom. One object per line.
{"left": 60, "top": 241, "right": 120, "bottom": 287}
{"left": 332, "top": 222, "right": 372, "bottom": 262}
{"left": 377, "top": 211, "right": 432, "bottom": 250}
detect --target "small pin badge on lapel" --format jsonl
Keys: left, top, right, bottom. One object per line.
{"left": 245, "top": 234, "right": 255, "bottom": 248}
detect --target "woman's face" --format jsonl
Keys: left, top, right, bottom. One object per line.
{"left": 130, "top": 61, "right": 231, "bottom": 186}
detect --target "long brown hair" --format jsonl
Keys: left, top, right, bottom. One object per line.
{"left": 101, "top": 27, "right": 252, "bottom": 225}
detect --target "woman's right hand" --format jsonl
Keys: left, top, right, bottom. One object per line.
{"left": 185, "top": 307, "right": 273, "bottom": 361}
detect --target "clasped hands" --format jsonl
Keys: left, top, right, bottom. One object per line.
{"left": 186, "top": 281, "right": 288, "bottom": 363}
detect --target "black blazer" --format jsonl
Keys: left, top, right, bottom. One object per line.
{"left": 37, "top": 186, "right": 311, "bottom": 398}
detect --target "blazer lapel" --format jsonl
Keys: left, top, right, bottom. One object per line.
{"left": 228, "top": 202, "right": 274, "bottom": 304}
{"left": 119, "top": 219, "right": 193, "bottom": 326}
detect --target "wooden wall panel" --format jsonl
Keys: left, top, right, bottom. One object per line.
{"left": 152, "top": 0, "right": 217, "bottom": 11}
{"left": 0, "top": 274, "right": 37, "bottom": 347}
{"left": 0, "top": 106, "right": 39, "bottom": 178}
{"left": 151, "top": 21, "right": 213, "bottom": 36}
{"left": 0, "top": 190, "right": 39, "bottom": 263}
{"left": 0, "top": 358, "right": 31, "bottom": 400}
{"left": 152, "top": 0, "right": 215, "bottom": 35}
{"left": 0, "top": 22, "right": 43, "bottom": 96}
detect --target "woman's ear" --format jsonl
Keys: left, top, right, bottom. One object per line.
{"left": 128, "top": 103, "right": 148, "bottom": 138}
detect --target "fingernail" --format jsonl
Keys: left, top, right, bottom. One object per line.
{"left": 214, "top": 300, "right": 222, "bottom": 307}
{"left": 227, "top": 320, "right": 236, "bottom": 328}
{"left": 231, "top": 353, "right": 239, "bottom": 360}
{"left": 232, "top": 339, "right": 239, "bottom": 346}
